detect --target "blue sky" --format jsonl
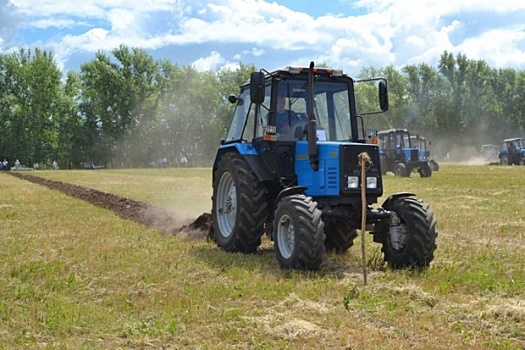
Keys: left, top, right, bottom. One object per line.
{"left": 1, "top": 0, "right": 525, "bottom": 76}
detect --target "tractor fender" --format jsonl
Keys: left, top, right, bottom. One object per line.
{"left": 276, "top": 186, "right": 308, "bottom": 204}
{"left": 380, "top": 192, "right": 416, "bottom": 210}
{"left": 242, "top": 154, "right": 273, "bottom": 182}
{"left": 214, "top": 143, "right": 273, "bottom": 182}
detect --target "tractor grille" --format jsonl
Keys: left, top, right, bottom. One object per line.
{"left": 410, "top": 149, "right": 419, "bottom": 162}
{"left": 327, "top": 166, "right": 338, "bottom": 191}
{"left": 340, "top": 144, "right": 383, "bottom": 197}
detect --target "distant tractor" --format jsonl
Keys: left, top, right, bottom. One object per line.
{"left": 480, "top": 144, "right": 500, "bottom": 163}
{"left": 410, "top": 135, "right": 439, "bottom": 171}
{"left": 377, "top": 129, "right": 432, "bottom": 177}
{"left": 211, "top": 62, "right": 437, "bottom": 271}
{"left": 499, "top": 138, "right": 525, "bottom": 165}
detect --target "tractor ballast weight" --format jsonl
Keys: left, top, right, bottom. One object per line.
{"left": 212, "top": 62, "right": 437, "bottom": 270}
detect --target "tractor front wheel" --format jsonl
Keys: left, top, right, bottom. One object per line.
{"left": 419, "top": 163, "right": 432, "bottom": 178}
{"left": 379, "top": 197, "right": 437, "bottom": 269}
{"left": 212, "top": 153, "right": 268, "bottom": 253}
{"left": 274, "top": 194, "right": 325, "bottom": 270}
{"left": 393, "top": 163, "right": 407, "bottom": 177}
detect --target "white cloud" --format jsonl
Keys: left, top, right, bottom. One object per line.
{"left": 0, "top": 0, "right": 22, "bottom": 47}
{"left": 192, "top": 51, "right": 226, "bottom": 71}
{"left": 459, "top": 29, "right": 525, "bottom": 68}
{"left": 3, "top": 0, "right": 525, "bottom": 74}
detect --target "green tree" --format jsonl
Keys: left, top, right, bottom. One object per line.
{"left": 0, "top": 48, "right": 62, "bottom": 167}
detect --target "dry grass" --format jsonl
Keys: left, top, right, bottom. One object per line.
{"left": 0, "top": 164, "right": 524, "bottom": 349}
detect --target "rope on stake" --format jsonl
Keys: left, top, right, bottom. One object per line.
{"left": 358, "top": 152, "right": 372, "bottom": 285}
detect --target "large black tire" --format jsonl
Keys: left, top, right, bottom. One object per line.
{"left": 212, "top": 153, "right": 268, "bottom": 253}
{"left": 393, "top": 163, "right": 408, "bottom": 177}
{"left": 324, "top": 220, "right": 358, "bottom": 254}
{"left": 274, "top": 194, "right": 325, "bottom": 270}
{"left": 429, "top": 160, "right": 439, "bottom": 171}
{"left": 380, "top": 197, "right": 437, "bottom": 269}
{"left": 419, "top": 163, "right": 432, "bottom": 178}
{"left": 500, "top": 155, "right": 509, "bottom": 165}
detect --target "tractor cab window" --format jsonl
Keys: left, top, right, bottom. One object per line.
{"left": 419, "top": 138, "right": 426, "bottom": 151}
{"left": 273, "top": 79, "right": 353, "bottom": 141}
{"left": 225, "top": 85, "right": 271, "bottom": 142}
{"left": 394, "top": 132, "right": 410, "bottom": 149}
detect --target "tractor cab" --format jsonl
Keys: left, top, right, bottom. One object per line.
{"left": 499, "top": 138, "right": 525, "bottom": 165}
{"left": 411, "top": 135, "right": 429, "bottom": 160}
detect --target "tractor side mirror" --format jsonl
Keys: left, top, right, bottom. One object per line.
{"left": 378, "top": 79, "right": 389, "bottom": 112}
{"left": 250, "top": 72, "right": 265, "bottom": 104}
{"left": 227, "top": 94, "right": 238, "bottom": 104}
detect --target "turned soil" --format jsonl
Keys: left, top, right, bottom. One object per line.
{"left": 8, "top": 171, "right": 213, "bottom": 239}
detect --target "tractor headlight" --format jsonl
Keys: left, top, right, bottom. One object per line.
{"left": 347, "top": 176, "right": 359, "bottom": 189}
{"left": 366, "top": 177, "right": 377, "bottom": 189}
{"left": 347, "top": 176, "right": 377, "bottom": 189}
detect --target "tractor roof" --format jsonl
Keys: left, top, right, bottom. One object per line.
{"left": 262, "top": 65, "right": 347, "bottom": 79}
{"left": 378, "top": 128, "right": 409, "bottom": 135}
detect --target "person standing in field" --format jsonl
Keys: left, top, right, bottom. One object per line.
{"left": 180, "top": 155, "right": 188, "bottom": 167}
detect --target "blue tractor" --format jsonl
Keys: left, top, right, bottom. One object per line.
{"left": 212, "top": 62, "right": 437, "bottom": 270}
{"left": 410, "top": 134, "right": 439, "bottom": 171}
{"left": 377, "top": 129, "right": 433, "bottom": 177}
{"left": 499, "top": 138, "right": 525, "bottom": 165}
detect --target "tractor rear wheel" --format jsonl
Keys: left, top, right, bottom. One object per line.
{"left": 379, "top": 197, "right": 437, "bottom": 269}
{"left": 500, "top": 155, "right": 509, "bottom": 165}
{"left": 212, "top": 153, "right": 268, "bottom": 253}
{"left": 324, "top": 220, "right": 358, "bottom": 254}
{"left": 429, "top": 160, "right": 439, "bottom": 171}
{"left": 274, "top": 194, "right": 325, "bottom": 270}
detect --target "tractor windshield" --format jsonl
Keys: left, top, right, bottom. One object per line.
{"left": 272, "top": 79, "right": 354, "bottom": 142}
{"left": 394, "top": 132, "right": 411, "bottom": 149}
{"left": 412, "top": 137, "right": 426, "bottom": 151}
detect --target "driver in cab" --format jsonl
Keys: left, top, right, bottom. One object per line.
{"left": 275, "top": 95, "right": 298, "bottom": 135}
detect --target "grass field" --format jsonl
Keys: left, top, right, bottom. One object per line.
{"left": 1, "top": 164, "right": 524, "bottom": 349}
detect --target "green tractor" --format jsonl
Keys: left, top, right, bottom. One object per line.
{"left": 212, "top": 62, "right": 437, "bottom": 270}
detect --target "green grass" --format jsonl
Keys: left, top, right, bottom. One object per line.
{"left": 1, "top": 164, "right": 524, "bottom": 349}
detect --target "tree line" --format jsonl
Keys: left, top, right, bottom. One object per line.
{"left": 1, "top": 46, "right": 524, "bottom": 168}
